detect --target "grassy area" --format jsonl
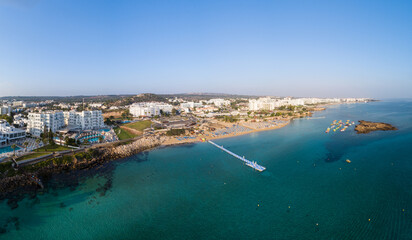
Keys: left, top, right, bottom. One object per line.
{"left": 17, "top": 152, "right": 50, "bottom": 161}
{"left": 124, "top": 120, "right": 152, "bottom": 132}
{"left": 34, "top": 144, "right": 72, "bottom": 152}
{"left": 114, "top": 127, "right": 138, "bottom": 140}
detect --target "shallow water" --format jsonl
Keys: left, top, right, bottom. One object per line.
{"left": 0, "top": 101, "right": 411, "bottom": 239}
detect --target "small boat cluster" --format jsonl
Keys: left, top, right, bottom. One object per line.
{"left": 325, "top": 120, "right": 355, "bottom": 133}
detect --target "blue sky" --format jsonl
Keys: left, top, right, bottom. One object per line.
{"left": 0, "top": 0, "right": 411, "bottom": 98}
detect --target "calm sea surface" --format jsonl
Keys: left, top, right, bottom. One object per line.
{"left": 0, "top": 100, "right": 411, "bottom": 240}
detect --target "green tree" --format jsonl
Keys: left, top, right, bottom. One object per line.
{"left": 0, "top": 115, "right": 13, "bottom": 125}
{"left": 58, "top": 133, "right": 63, "bottom": 145}
{"left": 23, "top": 141, "right": 29, "bottom": 151}
{"left": 98, "top": 136, "right": 104, "bottom": 143}
{"left": 35, "top": 138, "right": 41, "bottom": 149}
{"left": 11, "top": 144, "right": 17, "bottom": 156}
{"left": 43, "top": 138, "right": 49, "bottom": 151}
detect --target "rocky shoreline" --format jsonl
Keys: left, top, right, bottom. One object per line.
{"left": 0, "top": 136, "right": 166, "bottom": 205}
{"left": 355, "top": 120, "right": 398, "bottom": 134}
{"left": 0, "top": 110, "right": 320, "bottom": 205}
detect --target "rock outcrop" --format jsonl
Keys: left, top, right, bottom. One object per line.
{"left": 355, "top": 120, "right": 397, "bottom": 134}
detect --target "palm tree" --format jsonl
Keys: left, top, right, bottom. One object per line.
{"left": 98, "top": 136, "right": 104, "bottom": 144}
{"left": 35, "top": 138, "right": 41, "bottom": 149}
{"left": 83, "top": 139, "right": 89, "bottom": 145}
{"left": 23, "top": 141, "right": 29, "bottom": 152}
{"left": 58, "top": 133, "right": 63, "bottom": 146}
{"left": 11, "top": 144, "right": 17, "bottom": 156}
{"left": 43, "top": 138, "right": 49, "bottom": 151}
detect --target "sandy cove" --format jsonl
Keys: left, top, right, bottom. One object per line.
{"left": 161, "top": 119, "right": 291, "bottom": 146}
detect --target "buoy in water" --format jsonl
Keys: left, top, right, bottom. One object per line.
{"left": 368, "top": 219, "right": 371, "bottom": 222}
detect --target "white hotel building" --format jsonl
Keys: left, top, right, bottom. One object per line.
{"left": 248, "top": 97, "right": 307, "bottom": 111}
{"left": 27, "top": 111, "right": 65, "bottom": 137}
{"left": 129, "top": 102, "right": 173, "bottom": 117}
{"left": 0, "top": 120, "right": 26, "bottom": 146}
{"left": 27, "top": 110, "right": 104, "bottom": 137}
{"left": 63, "top": 110, "right": 104, "bottom": 130}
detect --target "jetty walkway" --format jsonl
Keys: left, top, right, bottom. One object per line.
{"left": 208, "top": 140, "right": 266, "bottom": 172}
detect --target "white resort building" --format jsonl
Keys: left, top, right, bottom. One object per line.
{"left": 0, "top": 120, "right": 26, "bottom": 146}
{"left": 207, "top": 99, "right": 230, "bottom": 107}
{"left": 129, "top": 102, "right": 173, "bottom": 117}
{"left": 27, "top": 111, "right": 65, "bottom": 137}
{"left": 63, "top": 110, "right": 104, "bottom": 130}
{"left": 0, "top": 105, "right": 12, "bottom": 115}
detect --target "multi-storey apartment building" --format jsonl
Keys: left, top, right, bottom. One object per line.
{"left": 0, "top": 120, "right": 26, "bottom": 145}
{"left": 0, "top": 105, "right": 12, "bottom": 115}
{"left": 27, "top": 111, "right": 65, "bottom": 137}
{"left": 64, "top": 110, "right": 104, "bottom": 130}
{"left": 207, "top": 99, "right": 230, "bottom": 107}
{"left": 129, "top": 102, "right": 173, "bottom": 117}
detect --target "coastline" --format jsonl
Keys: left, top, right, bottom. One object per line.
{"left": 161, "top": 119, "right": 291, "bottom": 146}
{"left": 0, "top": 107, "right": 327, "bottom": 203}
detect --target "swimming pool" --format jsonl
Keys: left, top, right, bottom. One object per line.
{"left": 0, "top": 146, "right": 21, "bottom": 154}
{"left": 84, "top": 136, "right": 105, "bottom": 143}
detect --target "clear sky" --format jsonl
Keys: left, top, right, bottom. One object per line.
{"left": 0, "top": 0, "right": 411, "bottom": 98}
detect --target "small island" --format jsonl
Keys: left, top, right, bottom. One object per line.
{"left": 355, "top": 120, "right": 397, "bottom": 134}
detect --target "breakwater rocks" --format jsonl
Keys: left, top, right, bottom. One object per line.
{"left": 100, "top": 136, "right": 166, "bottom": 159}
{"left": 355, "top": 120, "right": 398, "bottom": 134}
{"left": 0, "top": 136, "right": 166, "bottom": 202}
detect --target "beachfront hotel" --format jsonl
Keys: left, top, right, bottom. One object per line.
{"left": 129, "top": 102, "right": 173, "bottom": 117}
{"left": 63, "top": 110, "right": 104, "bottom": 130}
{"left": 27, "top": 111, "right": 65, "bottom": 137}
{"left": 0, "top": 120, "right": 26, "bottom": 146}
{"left": 248, "top": 97, "right": 368, "bottom": 111}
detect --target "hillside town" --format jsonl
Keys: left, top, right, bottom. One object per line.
{"left": 0, "top": 94, "right": 372, "bottom": 164}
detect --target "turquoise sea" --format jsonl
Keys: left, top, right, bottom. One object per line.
{"left": 0, "top": 100, "right": 411, "bottom": 239}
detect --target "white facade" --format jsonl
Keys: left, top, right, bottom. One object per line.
{"left": 129, "top": 102, "right": 173, "bottom": 117}
{"left": 249, "top": 97, "right": 369, "bottom": 111}
{"left": 13, "top": 114, "right": 27, "bottom": 127}
{"left": 0, "top": 120, "right": 26, "bottom": 145}
{"left": 27, "top": 111, "right": 65, "bottom": 137}
{"left": 89, "top": 103, "right": 103, "bottom": 108}
{"left": 12, "top": 101, "right": 24, "bottom": 107}
{"left": 63, "top": 110, "right": 104, "bottom": 130}
{"left": 249, "top": 97, "right": 281, "bottom": 111}
{"left": 0, "top": 106, "right": 11, "bottom": 115}
{"left": 180, "top": 102, "right": 203, "bottom": 109}
{"left": 207, "top": 99, "right": 230, "bottom": 107}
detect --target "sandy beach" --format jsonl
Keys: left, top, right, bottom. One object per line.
{"left": 161, "top": 119, "right": 291, "bottom": 146}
